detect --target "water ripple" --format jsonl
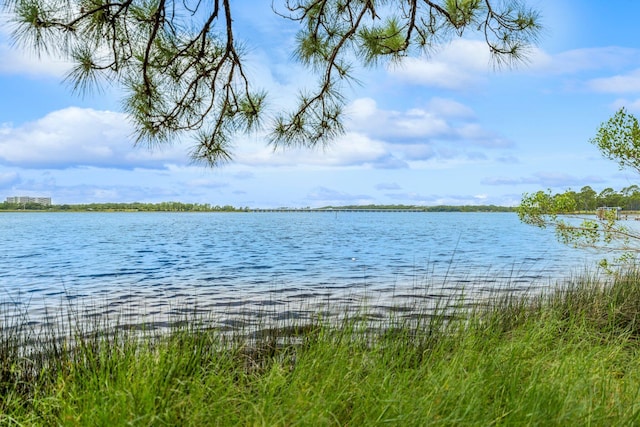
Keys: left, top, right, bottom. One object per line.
{"left": 0, "top": 211, "right": 606, "bottom": 327}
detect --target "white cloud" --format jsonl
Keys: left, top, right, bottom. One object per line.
{"left": 527, "top": 47, "right": 640, "bottom": 75}
{"left": 347, "top": 98, "right": 378, "bottom": 121}
{"left": 482, "top": 173, "right": 606, "bottom": 187}
{"left": 237, "top": 132, "right": 400, "bottom": 169}
{"left": 346, "top": 98, "right": 453, "bottom": 141}
{"left": 456, "top": 124, "right": 513, "bottom": 148}
{"left": 388, "top": 42, "right": 640, "bottom": 93}
{"left": 588, "top": 69, "right": 640, "bottom": 94}
{"left": 0, "top": 91, "right": 503, "bottom": 175}
{"left": 0, "top": 18, "right": 72, "bottom": 78}
{"left": 0, "top": 44, "right": 72, "bottom": 78}
{"left": 384, "top": 191, "right": 498, "bottom": 206}
{"left": 426, "top": 98, "right": 475, "bottom": 119}
{"left": 389, "top": 144, "right": 435, "bottom": 161}
{"left": 389, "top": 39, "right": 491, "bottom": 90}
{"left": 0, "top": 107, "right": 189, "bottom": 169}
{"left": 344, "top": 97, "right": 511, "bottom": 158}
{"left": 391, "top": 58, "right": 477, "bottom": 90}
{"left": 197, "top": 97, "right": 505, "bottom": 171}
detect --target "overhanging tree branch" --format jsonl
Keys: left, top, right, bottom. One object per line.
{"left": 4, "top": 0, "right": 541, "bottom": 166}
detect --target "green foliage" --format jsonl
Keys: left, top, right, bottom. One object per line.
{"left": 517, "top": 189, "right": 576, "bottom": 227}
{"left": 591, "top": 108, "right": 640, "bottom": 174}
{"left": 520, "top": 108, "right": 640, "bottom": 269}
{"left": 445, "top": 0, "right": 483, "bottom": 29}
{"left": 0, "top": 201, "right": 50, "bottom": 210}
{"left": 357, "top": 17, "right": 408, "bottom": 65}
{"left": 577, "top": 185, "right": 597, "bottom": 211}
{"left": 518, "top": 188, "right": 639, "bottom": 268}
{"left": 0, "top": 202, "right": 516, "bottom": 212}
{"left": 0, "top": 201, "right": 245, "bottom": 211}
{"left": 3, "top": 0, "right": 541, "bottom": 166}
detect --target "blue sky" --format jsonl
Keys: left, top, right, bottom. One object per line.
{"left": 1, "top": 0, "right": 640, "bottom": 208}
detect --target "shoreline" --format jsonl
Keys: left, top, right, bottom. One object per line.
{"left": 2, "top": 269, "right": 639, "bottom": 425}
{"left": 2, "top": 275, "right": 559, "bottom": 336}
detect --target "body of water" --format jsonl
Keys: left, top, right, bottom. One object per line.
{"left": 0, "top": 211, "right": 604, "bottom": 329}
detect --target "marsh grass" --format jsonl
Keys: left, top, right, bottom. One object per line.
{"left": 3, "top": 270, "right": 640, "bottom": 425}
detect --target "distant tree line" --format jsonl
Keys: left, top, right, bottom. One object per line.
{"left": 543, "top": 185, "right": 640, "bottom": 212}
{"left": 0, "top": 202, "right": 517, "bottom": 213}
{"left": 0, "top": 202, "right": 52, "bottom": 211}
{"left": 321, "top": 204, "right": 515, "bottom": 212}
{"left": 0, "top": 202, "right": 247, "bottom": 212}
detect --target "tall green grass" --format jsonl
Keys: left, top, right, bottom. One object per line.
{"left": 3, "top": 270, "right": 640, "bottom": 425}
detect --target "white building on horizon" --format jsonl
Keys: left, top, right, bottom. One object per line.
{"left": 6, "top": 196, "right": 52, "bottom": 206}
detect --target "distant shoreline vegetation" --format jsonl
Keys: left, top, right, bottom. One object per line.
{"left": 0, "top": 201, "right": 516, "bottom": 213}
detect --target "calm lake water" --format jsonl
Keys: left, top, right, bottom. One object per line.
{"left": 0, "top": 212, "right": 603, "bottom": 329}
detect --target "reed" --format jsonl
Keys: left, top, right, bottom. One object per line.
{"left": 2, "top": 270, "right": 640, "bottom": 425}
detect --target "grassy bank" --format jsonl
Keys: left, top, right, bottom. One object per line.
{"left": 3, "top": 272, "right": 640, "bottom": 425}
